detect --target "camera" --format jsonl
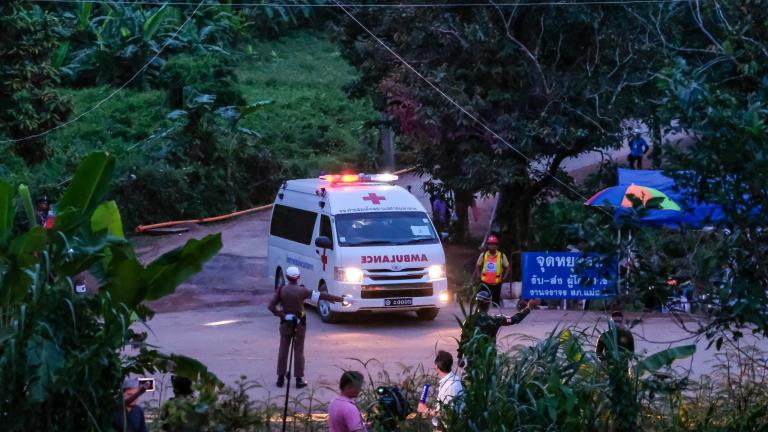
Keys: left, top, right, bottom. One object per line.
{"left": 369, "top": 386, "right": 411, "bottom": 431}
{"left": 138, "top": 377, "right": 155, "bottom": 392}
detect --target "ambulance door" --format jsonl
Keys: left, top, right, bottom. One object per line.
{"left": 313, "top": 214, "right": 336, "bottom": 295}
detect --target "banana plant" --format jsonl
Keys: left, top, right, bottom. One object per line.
{"left": 0, "top": 152, "right": 222, "bottom": 431}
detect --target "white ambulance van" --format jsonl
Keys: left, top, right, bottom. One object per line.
{"left": 267, "top": 173, "right": 449, "bottom": 323}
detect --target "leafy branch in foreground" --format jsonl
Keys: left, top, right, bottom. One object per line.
{"left": 0, "top": 152, "right": 221, "bottom": 431}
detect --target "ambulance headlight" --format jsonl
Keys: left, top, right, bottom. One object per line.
{"left": 428, "top": 265, "right": 445, "bottom": 280}
{"left": 335, "top": 267, "right": 363, "bottom": 283}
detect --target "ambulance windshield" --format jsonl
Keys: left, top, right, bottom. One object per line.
{"left": 334, "top": 211, "right": 439, "bottom": 247}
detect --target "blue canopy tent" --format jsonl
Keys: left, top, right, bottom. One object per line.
{"left": 616, "top": 168, "right": 725, "bottom": 227}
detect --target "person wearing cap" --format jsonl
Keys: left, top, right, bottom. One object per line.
{"left": 457, "top": 290, "right": 533, "bottom": 367}
{"left": 113, "top": 378, "right": 148, "bottom": 432}
{"left": 628, "top": 129, "right": 650, "bottom": 169}
{"left": 596, "top": 310, "right": 635, "bottom": 362}
{"left": 473, "top": 235, "right": 511, "bottom": 307}
{"left": 268, "top": 266, "right": 349, "bottom": 389}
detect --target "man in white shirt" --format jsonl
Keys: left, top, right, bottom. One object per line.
{"left": 418, "top": 350, "right": 463, "bottom": 417}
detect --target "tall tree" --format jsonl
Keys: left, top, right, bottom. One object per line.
{"left": 610, "top": 0, "right": 768, "bottom": 341}
{"left": 0, "top": 1, "right": 71, "bottom": 164}
{"left": 335, "top": 2, "right": 661, "bottom": 255}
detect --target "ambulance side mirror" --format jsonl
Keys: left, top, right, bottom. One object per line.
{"left": 315, "top": 236, "right": 332, "bottom": 249}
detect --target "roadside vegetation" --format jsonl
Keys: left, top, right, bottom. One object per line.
{"left": 1, "top": 1, "right": 377, "bottom": 228}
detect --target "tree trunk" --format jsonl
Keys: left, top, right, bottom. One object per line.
{"left": 453, "top": 189, "right": 473, "bottom": 243}
{"left": 495, "top": 184, "right": 533, "bottom": 281}
{"left": 379, "top": 112, "right": 395, "bottom": 170}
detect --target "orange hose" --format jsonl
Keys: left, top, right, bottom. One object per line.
{"left": 135, "top": 167, "right": 416, "bottom": 234}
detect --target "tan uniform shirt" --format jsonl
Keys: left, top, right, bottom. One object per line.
{"left": 268, "top": 282, "right": 313, "bottom": 318}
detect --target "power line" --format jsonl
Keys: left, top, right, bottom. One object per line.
{"left": 0, "top": 0, "right": 208, "bottom": 145}
{"left": 25, "top": 0, "right": 690, "bottom": 8}
{"left": 330, "top": 0, "right": 602, "bottom": 205}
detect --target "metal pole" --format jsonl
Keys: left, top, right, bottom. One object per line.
{"left": 281, "top": 327, "right": 296, "bottom": 432}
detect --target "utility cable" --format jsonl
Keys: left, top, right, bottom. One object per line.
{"left": 331, "top": 0, "right": 605, "bottom": 206}
{"left": 25, "top": 0, "right": 692, "bottom": 8}
{"left": 0, "top": 0, "right": 207, "bottom": 145}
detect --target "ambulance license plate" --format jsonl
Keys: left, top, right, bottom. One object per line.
{"left": 384, "top": 298, "right": 413, "bottom": 307}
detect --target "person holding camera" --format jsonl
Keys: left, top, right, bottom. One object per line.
{"left": 268, "top": 266, "right": 349, "bottom": 389}
{"left": 328, "top": 371, "right": 368, "bottom": 432}
{"left": 457, "top": 290, "right": 534, "bottom": 367}
{"left": 418, "top": 351, "right": 463, "bottom": 419}
{"left": 113, "top": 378, "right": 148, "bottom": 432}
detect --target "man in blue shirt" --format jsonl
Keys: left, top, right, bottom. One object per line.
{"left": 627, "top": 129, "right": 650, "bottom": 169}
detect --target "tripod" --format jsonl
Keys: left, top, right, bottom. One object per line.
{"left": 281, "top": 321, "right": 298, "bottom": 432}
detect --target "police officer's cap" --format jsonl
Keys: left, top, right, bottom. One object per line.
{"left": 476, "top": 290, "right": 492, "bottom": 304}
{"left": 285, "top": 266, "right": 300, "bottom": 281}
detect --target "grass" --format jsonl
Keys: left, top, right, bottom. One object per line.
{"left": 7, "top": 31, "right": 378, "bottom": 226}
{"left": 236, "top": 32, "right": 378, "bottom": 175}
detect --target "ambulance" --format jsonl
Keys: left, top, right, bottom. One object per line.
{"left": 267, "top": 173, "right": 449, "bottom": 323}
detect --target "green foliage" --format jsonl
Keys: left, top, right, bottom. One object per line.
{"left": 0, "top": 152, "right": 222, "bottom": 431}
{"left": 335, "top": 3, "right": 661, "bottom": 249}
{"left": 237, "top": 33, "right": 379, "bottom": 176}
{"left": 0, "top": 1, "right": 72, "bottom": 164}
{"left": 7, "top": 32, "right": 377, "bottom": 228}
{"left": 160, "top": 53, "right": 245, "bottom": 108}
{"left": 445, "top": 324, "right": 695, "bottom": 432}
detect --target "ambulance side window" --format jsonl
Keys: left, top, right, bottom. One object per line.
{"left": 319, "top": 215, "right": 333, "bottom": 250}
{"left": 270, "top": 204, "right": 317, "bottom": 245}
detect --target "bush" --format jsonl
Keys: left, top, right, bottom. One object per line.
{"left": 160, "top": 54, "right": 245, "bottom": 109}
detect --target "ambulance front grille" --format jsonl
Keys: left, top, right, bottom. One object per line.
{"left": 360, "top": 283, "right": 433, "bottom": 299}
{"left": 365, "top": 267, "right": 427, "bottom": 281}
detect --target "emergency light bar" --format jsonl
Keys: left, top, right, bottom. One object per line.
{"left": 320, "top": 173, "right": 399, "bottom": 184}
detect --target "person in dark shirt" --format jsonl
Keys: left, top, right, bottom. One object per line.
{"left": 596, "top": 311, "right": 635, "bottom": 361}
{"left": 113, "top": 378, "right": 148, "bottom": 432}
{"left": 457, "top": 290, "right": 532, "bottom": 366}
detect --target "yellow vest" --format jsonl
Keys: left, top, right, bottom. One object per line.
{"left": 481, "top": 251, "right": 505, "bottom": 284}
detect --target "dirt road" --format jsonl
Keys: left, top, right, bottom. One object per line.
{"left": 133, "top": 173, "right": 766, "bottom": 405}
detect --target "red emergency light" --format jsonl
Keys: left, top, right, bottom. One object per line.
{"left": 320, "top": 173, "right": 398, "bottom": 184}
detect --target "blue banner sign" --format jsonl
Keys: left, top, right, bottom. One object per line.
{"left": 522, "top": 252, "right": 616, "bottom": 299}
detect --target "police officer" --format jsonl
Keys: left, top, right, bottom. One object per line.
{"left": 268, "top": 266, "right": 349, "bottom": 389}
{"left": 473, "top": 235, "right": 511, "bottom": 306}
{"left": 457, "top": 291, "right": 532, "bottom": 367}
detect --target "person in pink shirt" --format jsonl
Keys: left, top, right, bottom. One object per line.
{"left": 328, "top": 371, "right": 367, "bottom": 432}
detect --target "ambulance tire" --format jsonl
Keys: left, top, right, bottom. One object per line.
{"left": 275, "top": 268, "right": 285, "bottom": 292}
{"left": 317, "top": 282, "right": 339, "bottom": 324}
{"left": 416, "top": 307, "right": 440, "bottom": 321}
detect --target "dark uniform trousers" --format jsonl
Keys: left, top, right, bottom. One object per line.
{"left": 277, "top": 321, "right": 306, "bottom": 378}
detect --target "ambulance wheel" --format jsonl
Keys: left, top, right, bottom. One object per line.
{"left": 317, "top": 282, "right": 339, "bottom": 324}
{"left": 275, "top": 268, "right": 285, "bottom": 291}
{"left": 417, "top": 308, "right": 439, "bottom": 321}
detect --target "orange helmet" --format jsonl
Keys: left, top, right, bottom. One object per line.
{"left": 486, "top": 235, "right": 499, "bottom": 245}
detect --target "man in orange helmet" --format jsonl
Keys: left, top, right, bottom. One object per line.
{"left": 472, "top": 235, "right": 511, "bottom": 307}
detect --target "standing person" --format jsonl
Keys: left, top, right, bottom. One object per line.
{"left": 596, "top": 311, "right": 635, "bottom": 361}
{"left": 418, "top": 351, "right": 463, "bottom": 419}
{"left": 432, "top": 195, "right": 449, "bottom": 233}
{"left": 36, "top": 196, "right": 50, "bottom": 226}
{"left": 458, "top": 291, "right": 533, "bottom": 367}
{"left": 268, "top": 266, "right": 348, "bottom": 389}
{"left": 328, "top": 371, "right": 368, "bottom": 432}
{"left": 113, "top": 378, "right": 148, "bottom": 432}
{"left": 627, "top": 129, "right": 650, "bottom": 169}
{"left": 472, "top": 235, "right": 511, "bottom": 306}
